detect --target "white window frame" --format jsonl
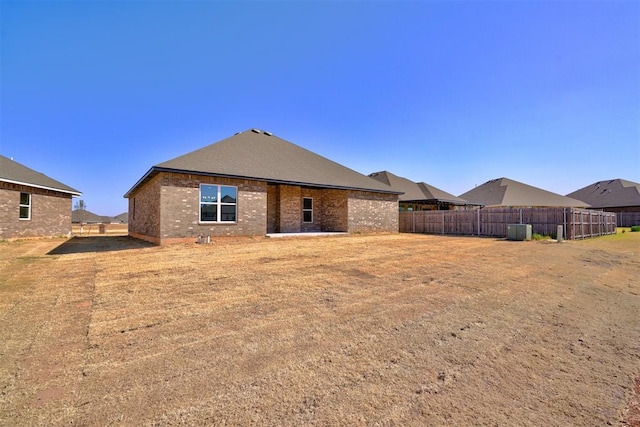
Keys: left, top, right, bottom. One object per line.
{"left": 19, "top": 192, "right": 31, "bottom": 220}
{"left": 199, "top": 184, "right": 237, "bottom": 223}
{"left": 302, "top": 197, "right": 313, "bottom": 223}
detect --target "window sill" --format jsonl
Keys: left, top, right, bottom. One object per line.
{"left": 198, "top": 222, "right": 237, "bottom": 225}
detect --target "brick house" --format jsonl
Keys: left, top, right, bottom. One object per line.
{"left": 0, "top": 155, "right": 81, "bottom": 239}
{"left": 124, "top": 129, "right": 401, "bottom": 244}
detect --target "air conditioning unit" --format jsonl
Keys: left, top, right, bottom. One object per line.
{"left": 507, "top": 224, "right": 532, "bottom": 241}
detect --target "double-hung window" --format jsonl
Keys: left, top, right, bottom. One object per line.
{"left": 19, "top": 193, "right": 31, "bottom": 220}
{"left": 302, "top": 197, "right": 313, "bottom": 223}
{"left": 200, "top": 184, "right": 237, "bottom": 223}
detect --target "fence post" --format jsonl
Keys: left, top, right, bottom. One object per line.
{"left": 412, "top": 211, "right": 415, "bottom": 233}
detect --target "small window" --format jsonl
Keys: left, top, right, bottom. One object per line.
{"left": 19, "top": 193, "right": 31, "bottom": 220}
{"left": 302, "top": 197, "right": 313, "bottom": 223}
{"left": 200, "top": 184, "right": 237, "bottom": 223}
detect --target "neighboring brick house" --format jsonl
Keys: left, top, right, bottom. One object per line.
{"left": 369, "top": 170, "right": 479, "bottom": 211}
{"left": 0, "top": 155, "right": 81, "bottom": 239}
{"left": 124, "top": 129, "right": 401, "bottom": 244}
{"left": 567, "top": 179, "right": 640, "bottom": 226}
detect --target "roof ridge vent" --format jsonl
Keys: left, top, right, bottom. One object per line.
{"left": 251, "top": 128, "right": 261, "bottom": 133}
{"left": 263, "top": 131, "right": 272, "bottom": 136}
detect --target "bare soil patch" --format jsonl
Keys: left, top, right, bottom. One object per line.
{"left": 1, "top": 232, "right": 639, "bottom": 426}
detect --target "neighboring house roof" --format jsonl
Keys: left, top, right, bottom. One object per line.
{"left": 566, "top": 179, "right": 640, "bottom": 208}
{"left": 369, "top": 170, "right": 473, "bottom": 205}
{"left": 72, "top": 210, "right": 129, "bottom": 223}
{"left": 459, "top": 177, "right": 589, "bottom": 208}
{"left": 72, "top": 209, "right": 105, "bottom": 223}
{"left": 125, "top": 129, "right": 400, "bottom": 197}
{"left": 0, "top": 155, "right": 81, "bottom": 196}
{"left": 114, "top": 212, "right": 129, "bottom": 223}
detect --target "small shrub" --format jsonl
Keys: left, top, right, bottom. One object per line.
{"left": 531, "top": 233, "right": 550, "bottom": 240}
{"left": 631, "top": 225, "right": 640, "bottom": 232}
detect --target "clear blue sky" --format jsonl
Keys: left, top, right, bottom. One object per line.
{"left": 2, "top": 0, "right": 638, "bottom": 216}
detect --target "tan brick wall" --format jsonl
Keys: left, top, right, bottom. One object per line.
{"left": 348, "top": 190, "right": 399, "bottom": 233}
{"left": 269, "top": 186, "right": 391, "bottom": 233}
{"left": 267, "top": 184, "right": 280, "bottom": 233}
{"left": 0, "top": 182, "right": 73, "bottom": 239}
{"left": 278, "top": 185, "right": 302, "bottom": 233}
{"left": 144, "top": 172, "right": 267, "bottom": 242}
{"left": 268, "top": 186, "right": 346, "bottom": 233}
{"left": 300, "top": 188, "right": 323, "bottom": 232}
{"left": 128, "top": 174, "right": 162, "bottom": 242}
{"left": 320, "top": 189, "right": 348, "bottom": 232}
{"left": 129, "top": 172, "right": 268, "bottom": 243}
{"left": 127, "top": 171, "right": 398, "bottom": 243}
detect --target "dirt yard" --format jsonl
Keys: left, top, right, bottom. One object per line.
{"left": 1, "top": 231, "right": 639, "bottom": 426}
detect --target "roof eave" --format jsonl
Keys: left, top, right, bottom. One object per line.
{"left": 0, "top": 178, "right": 82, "bottom": 197}
{"left": 123, "top": 167, "right": 158, "bottom": 198}
{"left": 124, "top": 167, "right": 403, "bottom": 197}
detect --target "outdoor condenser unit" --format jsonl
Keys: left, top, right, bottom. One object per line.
{"left": 507, "top": 224, "right": 532, "bottom": 241}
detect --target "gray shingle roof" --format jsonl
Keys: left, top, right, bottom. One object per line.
{"left": 114, "top": 212, "right": 129, "bottom": 223}
{"left": 72, "top": 210, "right": 129, "bottom": 223}
{"left": 0, "top": 155, "right": 81, "bottom": 195}
{"left": 369, "top": 171, "right": 473, "bottom": 205}
{"left": 460, "top": 177, "right": 589, "bottom": 208}
{"left": 126, "top": 129, "right": 400, "bottom": 197}
{"left": 566, "top": 179, "right": 640, "bottom": 208}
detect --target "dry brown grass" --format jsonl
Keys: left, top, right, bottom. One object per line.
{"left": 1, "top": 233, "right": 639, "bottom": 426}
{"left": 72, "top": 223, "right": 128, "bottom": 236}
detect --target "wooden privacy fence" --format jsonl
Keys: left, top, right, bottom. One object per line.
{"left": 616, "top": 212, "right": 640, "bottom": 227}
{"left": 399, "top": 207, "right": 617, "bottom": 240}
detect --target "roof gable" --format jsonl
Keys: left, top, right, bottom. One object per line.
{"left": 369, "top": 171, "right": 471, "bottom": 204}
{"left": 460, "top": 178, "right": 589, "bottom": 208}
{"left": 369, "top": 171, "right": 425, "bottom": 200}
{"left": 127, "top": 129, "right": 399, "bottom": 196}
{"left": 566, "top": 179, "right": 640, "bottom": 208}
{"left": 416, "top": 182, "right": 473, "bottom": 204}
{"left": 0, "top": 155, "right": 81, "bottom": 195}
